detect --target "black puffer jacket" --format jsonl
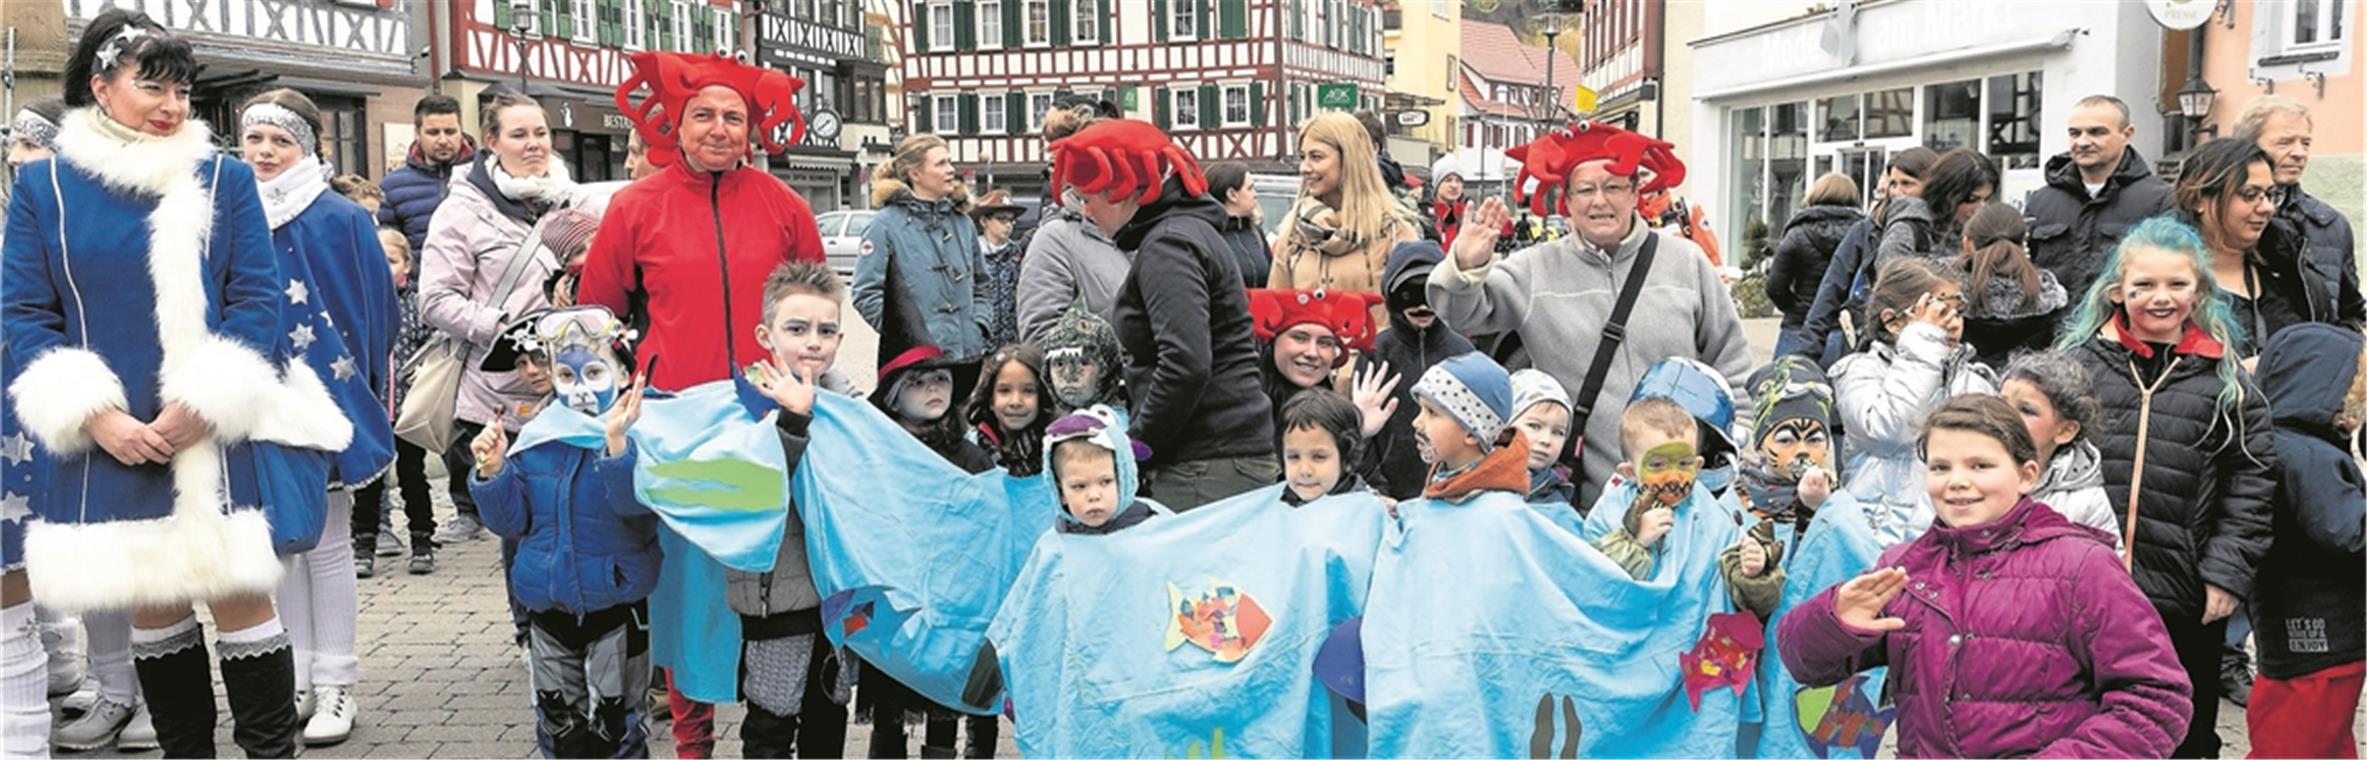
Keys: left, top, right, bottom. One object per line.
{"left": 2070, "top": 327, "right": 2277, "bottom": 621}
{"left": 2175, "top": 208, "right": 2347, "bottom": 358}
{"left": 1356, "top": 240, "right": 1475, "bottom": 500}
{"left": 2023, "top": 149, "right": 2174, "bottom": 306}
{"left": 2281, "top": 187, "right": 2366, "bottom": 329}
{"left": 1766, "top": 204, "right": 1864, "bottom": 328}
{"left": 1114, "top": 175, "right": 1275, "bottom": 466}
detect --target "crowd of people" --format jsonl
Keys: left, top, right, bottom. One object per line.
{"left": 0, "top": 8, "right": 2361, "bottom": 760}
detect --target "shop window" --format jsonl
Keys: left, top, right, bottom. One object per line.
{"left": 2292, "top": 0, "right": 2347, "bottom": 49}
{"left": 1768, "top": 102, "right": 1806, "bottom": 234}
{"left": 984, "top": 94, "right": 1008, "bottom": 133}
{"left": 1922, "top": 79, "right": 1981, "bottom": 152}
{"left": 1986, "top": 71, "right": 2043, "bottom": 169}
{"left": 1863, "top": 87, "right": 1912, "bottom": 139}
{"left": 1817, "top": 94, "right": 1859, "bottom": 142}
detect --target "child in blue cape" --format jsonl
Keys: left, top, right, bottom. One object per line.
{"left": 1279, "top": 390, "right": 1374, "bottom": 507}
{"left": 1045, "top": 406, "right": 1158, "bottom": 533}
{"left": 1407, "top": 354, "right": 1532, "bottom": 503}
{"left": 467, "top": 306, "right": 659, "bottom": 759}
{"left": 1508, "top": 370, "right": 1576, "bottom": 508}
{"left": 1588, "top": 397, "right": 1785, "bottom": 618}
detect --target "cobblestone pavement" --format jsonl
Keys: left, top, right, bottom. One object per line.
{"left": 42, "top": 318, "right": 2347, "bottom": 758}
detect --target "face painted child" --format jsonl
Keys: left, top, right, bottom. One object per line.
{"left": 892, "top": 368, "right": 957, "bottom": 423}
{"left": 1046, "top": 348, "right": 1102, "bottom": 411}
{"left": 1617, "top": 398, "right": 1703, "bottom": 548}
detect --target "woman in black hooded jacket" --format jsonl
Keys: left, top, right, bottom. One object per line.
{"left": 1765, "top": 173, "right": 1864, "bottom": 335}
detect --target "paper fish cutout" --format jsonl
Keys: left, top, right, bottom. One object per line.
{"left": 1527, "top": 693, "right": 1581, "bottom": 759}
{"left": 1798, "top": 673, "right": 1894, "bottom": 759}
{"left": 1164, "top": 581, "right": 1273, "bottom": 663}
{"left": 1678, "top": 611, "right": 1764, "bottom": 710}
{"left": 822, "top": 588, "right": 880, "bottom": 640}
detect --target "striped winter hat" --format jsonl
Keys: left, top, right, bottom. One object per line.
{"left": 1411, "top": 353, "right": 1514, "bottom": 451}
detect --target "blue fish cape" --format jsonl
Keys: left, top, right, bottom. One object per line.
{"left": 1749, "top": 493, "right": 1891, "bottom": 759}
{"left": 1364, "top": 486, "right": 1747, "bottom": 758}
{"left": 989, "top": 485, "right": 1384, "bottom": 758}
{"left": 795, "top": 391, "right": 1057, "bottom": 715}
{"left": 627, "top": 379, "right": 793, "bottom": 574}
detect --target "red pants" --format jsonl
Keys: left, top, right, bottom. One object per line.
{"left": 2247, "top": 660, "right": 2365, "bottom": 759}
{"left": 665, "top": 669, "right": 716, "bottom": 759}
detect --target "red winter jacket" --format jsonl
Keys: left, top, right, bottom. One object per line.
{"left": 581, "top": 162, "right": 824, "bottom": 391}
{"left": 1778, "top": 498, "right": 2192, "bottom": 758}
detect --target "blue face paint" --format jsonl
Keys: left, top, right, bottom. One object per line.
{"left": 554, "top": 345, "right": 620, "bottom": 414}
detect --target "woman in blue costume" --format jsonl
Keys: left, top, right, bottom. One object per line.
{"left": 239, "top": 88, "right": 396, "bottom": 748}
{"left": 2, "top": 95, "right": 66, "bottom": 758}
{"left": 2, "top": 10, "right": 350, "bottom": 757}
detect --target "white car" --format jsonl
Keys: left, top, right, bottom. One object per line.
{"left": 816, "top": 209, "right": 877, "bottom": 274}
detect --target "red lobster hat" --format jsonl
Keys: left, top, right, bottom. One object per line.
{"left": 1507, "top": 121, "right": 1687, "bottom": 217}
{"left": 1046, "top": 119, "right": 1208, "bottom": 206}
{"left": 1247, "top": 288, "right": 1383, "bottom": 364}
{"left": 615, "top": 52, "right": 806, "bottom": 169}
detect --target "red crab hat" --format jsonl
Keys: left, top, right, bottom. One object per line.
{"left": 1247, "top": 288, "right": 1383, "bottom": 363}
{"left": 615, "top": 51, "right": 807, "bottom": 169}
{"left": 1047, "top": 119, "right": 1209, "bottom": 206}
{"left": 1507, "top": 121, "right": 1687, "bottom": 217}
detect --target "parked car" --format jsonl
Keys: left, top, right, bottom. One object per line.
{"left": 817, "top": 209, "right": 876, "bottom": 274}
{"left": 1250, "top": 174, "right": 1301, "bottom": 238}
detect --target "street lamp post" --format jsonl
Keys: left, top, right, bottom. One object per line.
{"left": 511, "top": 0, "right": 534, "bottom": 93}
{"left": 1540, "top": 13, "right": 1562, "bottom": 127}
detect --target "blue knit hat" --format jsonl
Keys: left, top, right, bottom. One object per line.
{"left": 1412, "top": 352, "right": 1515, "bottom": 450}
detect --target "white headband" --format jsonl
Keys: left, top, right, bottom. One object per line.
{"left": 242, "top": 102, "right": 319, "bottom": 157}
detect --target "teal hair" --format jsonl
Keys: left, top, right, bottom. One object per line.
{"left": 2053, "top": 216, "right": 2250, "bottom": 415}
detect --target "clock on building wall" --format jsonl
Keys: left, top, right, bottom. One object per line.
{"left": 811, "top": 110, "right": 843, "bottom": 143}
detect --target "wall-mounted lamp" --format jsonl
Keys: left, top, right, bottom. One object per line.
{"left": 2304, "top": 70, "right": 2327, "bottom": 98}
{"left": 2176, "top": 76, "right": 2219, "bottom": 120}
{"left": 2252, "top": 76, "right": 2275, "bottom": 94}
{"left": 2218, "top": 0, "right": 2237, "bottom": 28}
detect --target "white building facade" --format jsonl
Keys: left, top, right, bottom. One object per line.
{"left": 1687, "top": 0, "right": 2171, "bottom": 245}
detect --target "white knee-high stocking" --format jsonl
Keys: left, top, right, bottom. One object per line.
{"left": 1, "top": 601, "right": 52, "bottom": 758}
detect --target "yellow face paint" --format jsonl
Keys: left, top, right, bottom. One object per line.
{"left": 1637, "top": 441, "right": 1700, "bottom": 507}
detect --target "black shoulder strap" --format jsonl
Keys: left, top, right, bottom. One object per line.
{"left": 1571, "top": 233, "right": 1659, "bottom": 421}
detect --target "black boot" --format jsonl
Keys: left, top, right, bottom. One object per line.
{"left": 133, "top": 625, "right": 219, "bottom": 759}
{"left": 962, "top": 713, "right": 999, "bottom": 759}
{"left": 218, "top": 633, "right": 300, "bottom": 758}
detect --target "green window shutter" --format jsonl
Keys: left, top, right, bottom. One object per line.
{"left": 1288, "top": 0, "right": 1301, "bottom": 39}
{"left": 1008, "top": 93, "right": 1026, "bottom": 133}
{"left": 955, "top": 0, "right": 976, "bottom": 50}
{"left": 1004, "top": 0, "right": 1021, "bottom": 47}
{"left": 1052, "top": 0, "right": 1071, "bottom": 45}
{"left": 1097, "top": 0, "right": 1112, "bottom": 42}
{"left": 1154, "top": 86, "right": 1170, "bottom": 130}
{"left": 1200, "top": 84, "right": 1219, "bottom": 127}
{"left": 1195, "top": 0, "right": 1209, "bottom": 40}
{"left": 1251, "top": 82, "right": 1266, "bottom": 127}
{"left": 1220, "top": 0, "right": 1244, "bottom": 39}
{"left": 493, "top": 0, "right": 513, "bottom": 30}
{"left": 1153, "top": 0, "right": 1167, "bottom": 40}
{"left": 919, "top": 96, "right": 935, "bottom": 133}
{"left": 960, "top": 94, "right": 979, "bottom": 134}
{"left": 913, "top": 3, "right": 931, "bottom": 50}
{"left": 541, "top": 6, "right": 559, "bottom": 36}
{"left": 557, "top": 2, "right": 576, "bottom": 39}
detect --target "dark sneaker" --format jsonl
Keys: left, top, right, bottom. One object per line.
{"left": 408, "top": 547, "right": 436, "bottom": 575}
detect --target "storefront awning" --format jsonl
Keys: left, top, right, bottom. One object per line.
{"left": 1695, "top": 29, "right": 2080, "bottom": 102}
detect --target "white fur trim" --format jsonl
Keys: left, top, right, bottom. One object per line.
{"left": 51, "top": 109, "right": 217, "bottom": 199}
{"left": 7, "top": 347, "right": 126, "bottom": 455}
{"left": 157, "top": 334, "right": 278, "bottom": 442}
{"left": 250, "top": 359, "right": 353, "bottom": 451}
{"left": 24, "top": 508, "right": 282, "bottom": 614}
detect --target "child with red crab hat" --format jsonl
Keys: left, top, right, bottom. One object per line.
{"left": 1053, "top": 119, "right": 1281, "bottom": 511}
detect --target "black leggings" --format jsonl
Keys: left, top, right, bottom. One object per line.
{"left": 352, "top": 438, "right": 437, "bottom": 552}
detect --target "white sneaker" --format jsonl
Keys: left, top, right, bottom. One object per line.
{"left": 115, "top": 703, "right": 157, "bottom": 752}
{"left": 302, "top": 686, "right": 356, "bottom": 746}
{"left": 296, "top": 688, "right": 314, "bottom": 721}
{"left": 45, "top": 655, "right": 84, "bottom": 698}
{"left": 58, "top": 680, "right": 99, "bottom": 716}
{"left": 50, "top": 696, "right": 133, "bottom": 751}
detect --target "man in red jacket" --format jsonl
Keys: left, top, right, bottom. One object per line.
{"left": 581, "top": 51, "right": 825, "bottom": 392}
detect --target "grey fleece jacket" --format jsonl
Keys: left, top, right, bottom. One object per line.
{"left": 1427, "top": 215, "right": 1755, "bottom": 507}
{"left": 1017, "top": 200, "right": 1132, "bottom": 342}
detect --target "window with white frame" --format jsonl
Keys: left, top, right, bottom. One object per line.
{"left": 930, "top": 1, "right": 955, "bottom": 51}
{"left": 1025, "top": 0, "right": 1051, "bottom": 45}
{"left": 2291, "top": 0, "right": 2347, "bottom": 48}
{"left": 1174, "top": 89, "right": 1200, "bottom": 129}
{"left": 1074, "top": 0, "right": 1099, "bottom": 43}
{"left": 624, "top": 0, "right": 647, "bottom": 49}
{"left": 981, "top": 1, "right": 1003, "bottom": 48}
{"left": 1173, "top": 0, "right": 1197, "bottom": 39}
{"left": 984, "top": 94, "right": 1009, "bottom": 133}
{"left": 714, "top": 8, "right": 735, "bottom": 53}
{"left": 934, "top": 95, "right": 959, "bottom": 133}
{"left": 1222, "top": 85, "right": 1250, "bottom": 126}
{"left": 572, "top": 0, "right": 598, "bottom": 42}
{"left": 671, "top": 1, "right": 692, "bottom": 51}
{"left": 1030, "top": 93, "right": 1056, "bottom": 130}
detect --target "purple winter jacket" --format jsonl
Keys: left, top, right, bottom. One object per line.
{"left": 1778, "top": 498, "right": 2192, "bottom": 758}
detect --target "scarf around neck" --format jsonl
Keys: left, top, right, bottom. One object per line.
{"left": 488, "top": 153, "right": 575, "bottom": 205}
{"left": 257, "top": 155, "right": 330, "bottom": 230}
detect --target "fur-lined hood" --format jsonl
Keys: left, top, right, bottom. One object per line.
{"left": 869, "top": 177, "right": 973, "bottom": 212}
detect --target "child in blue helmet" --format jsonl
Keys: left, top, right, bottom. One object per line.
{"left": 1625, "top": 357, "right": 1748, "bottom": 504}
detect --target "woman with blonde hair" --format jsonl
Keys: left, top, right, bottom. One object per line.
{"left": 853, "top": 133, "right": 992, "bottom": 364}
{"left": 1270, "top": 112, "right": 1415, "bottom": 323}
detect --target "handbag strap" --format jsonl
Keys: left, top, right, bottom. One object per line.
{"left": 484, "top": 215, "right": 549, "bottom": 318}
{"left": 1570, "top": 233, "right": 1659, "bottom": 421}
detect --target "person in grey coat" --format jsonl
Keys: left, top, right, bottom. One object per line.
{"left": 2234, "top": 95, "right": 2364, "bottom": 327}
{"left": 854, "top": 135, "right": 992, "bottom": 363}
{"left": 1016, "top": 190, "right": 1131, "bottom": 342}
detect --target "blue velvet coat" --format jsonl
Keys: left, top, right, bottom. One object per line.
{"left": 270, "top": 185, "right": 397, "bottom": 488}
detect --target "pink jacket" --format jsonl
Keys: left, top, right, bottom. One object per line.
{"left": 416, "top": 162, "right": 552, "bottom": 429}
{"left": 1778, "top": 498, "right": 2192, "bottom": 758}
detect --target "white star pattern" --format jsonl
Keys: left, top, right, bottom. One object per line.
{"left": 1, "top": 491, "right": 28, "bottom": 524}
{"left": 331, "top": 356, "right": 357, "bottom": 381}
{"left": 290, "top": 323, "right": 317, "bottom": 351}
{"left": 285, "top": 279, "right": 309, "bottom": 306}
{"left": 0, "top": 433, "right": 29, "bottom": 468}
